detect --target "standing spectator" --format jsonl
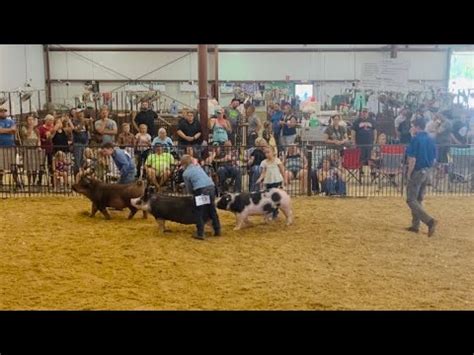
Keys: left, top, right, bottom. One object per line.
{"left": 0, "top": 107, "right": 18, "bottom": 187}
{"left": 20, "top": 114, "right": 43, "bottom": 186}
{"left": 433, "top": 113, "right": 452, "bottom": 164}
{"left": 256, "top": 146, "right": 286, "bottom": 190}
{"left": 71, "top": 109, "right": 90, "bottom": 177}
{"left": 225, "top": 98, "right": 242, "bottom": 145}
{"left": 101, "top": 142, "right": 136, "bottom": 184}
{"left": 279, "top": 103, "right": 298, "bottom": 148}
{"left": 351, "top": 108, "right": 377, "bottom": 175}
{"left": 176, "top": 110, "right": 202, "bottom": 150}
{"left": 246, "top": 105, "right": 262, "bottom": 148}
{"left": 134, "top": 124, "right": 152, "bottom": 179}
{"left": 247, "top": 138, "right": 267, "bottom": 192}
{"left": 325, "top": 114, "right": 349, "bottom": 151}
{"left": 181, "top": 154, "right": 221, "bottom": 240}
{"left": 270, "top": 103, "right": 283, "bottom": 141}
{"left": 38, "top": 114, "right": 57, "bottom": 186}
{"left": 394, "top": 109, "right": 413, "bottom": 144}
{"left": 405, "top": 117, "right": 437, "bottom": 237}
{"left": 117, "top": 122, "right": 136, "bottom": 158}
{"left": 52, "top": 116, "right": 72, "bottom": 154}
{"left": 209, "top": 108, "right": 232, "bottom": 146}
{"left": 94, "top": 106, "right": 118, "bottom": 144}
{"left": 132, "top": 101, "right": 158, "bottom": 138}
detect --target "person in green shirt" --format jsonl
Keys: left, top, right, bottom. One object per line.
{"left": 225, "top": 98, "right": 242, "bottom": 145}
{"left": 145, "top": 143, "right": 175, "bottom": 188}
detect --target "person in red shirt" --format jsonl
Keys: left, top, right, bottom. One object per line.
{"left": 38, "top": 114, "right": 57, "bottom": 186}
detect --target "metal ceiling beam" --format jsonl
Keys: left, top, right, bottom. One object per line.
{"left": 47, "top": 46, "right": 449, "bottom": 53}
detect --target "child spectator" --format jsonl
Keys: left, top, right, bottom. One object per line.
{"left": 135, "top": 124, "right": 152, "bottom": 178}
{"left": 53, "top": 150, "right": 70, "bottom": 189}
{"left": 117, "top": 122, "right": 136, "bottom": 158}
{"left": 256, "top": 146, "right": 286, "bottom": 190}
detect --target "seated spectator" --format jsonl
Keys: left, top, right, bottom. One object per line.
{"left": 53, "top": 150, "right": 71, "bottom": 189}
{"left": 172, "top": 146, "right": 199, "bottom": 191}
{"left": 145, "top": 143, "right": 175, "bottom": 188}
{"left": 152, "top": 127, "right": 173, "bottom": 147}
{"left": 318, "top": 158, "right": 346, "bottom": 196}
{"left": 256, "top": 146, "right": 286, "bottom": 190}
{"left": 213, "top": 141, "right": 242, "bottom": 195}
{"left": 247, "top": 138, "right": 267, "bottom": 192}
{"left": 283, "top": 144, "right": 308, "bottom": 194}
{"left": 135, "top": 124, "right": 152, "bottom": 178}
{"left": 209, "top": 108, "right": 232, "bottom": 146}
{"left": 117, "top": 123, "right": 136, "bottom": 158}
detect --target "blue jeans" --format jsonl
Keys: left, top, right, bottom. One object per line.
{"left": 321, "top": 178, "right": 346, "bottom": 195}
{"left": 119, "top": 169, "right": 136, "bottom": 184}
{"left": 249, "top": 165, "right": 262, "bottom": 192}
{"left": 72, "top": 144, "right": 86, "bottom": 175}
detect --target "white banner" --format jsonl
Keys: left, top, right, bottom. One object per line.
{"left": 360, "top": 59, "right": 410, "bottom": 92}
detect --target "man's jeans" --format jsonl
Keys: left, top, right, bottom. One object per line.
{"left": 72, "top": 144, "right": 86, "bottom": 175}
{"left": 406, "top": 168, "right": 433, "bottom": 229}
{"left": 119, "top": 169, "right": 137, "bottom": 184}
{"left": 249, "top": 165, "right": 262, "bottom": 192}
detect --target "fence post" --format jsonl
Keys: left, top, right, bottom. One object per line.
{"left": 306, "top": 145, "right": 312, "bottom": 197}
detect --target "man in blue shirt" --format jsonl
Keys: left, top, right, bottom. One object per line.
{"left": 182, "top": 154, "right": 221, "bottom": 240}
{"left": 101, "top": 142, "right": 136, "bottom": 184}
{"left": 0, "top": 107, "right": 18, "bottom": 187}
{"left": 405, "top": 117, "right": 437, "bottom": 237}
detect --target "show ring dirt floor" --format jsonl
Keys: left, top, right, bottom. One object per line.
{"left": 1, "top": 195, "right": 473, "bottom": 310}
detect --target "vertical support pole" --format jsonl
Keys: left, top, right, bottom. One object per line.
{"left": 8, "top": 92, "right": 12, "bottom": 115}
{"left": 306, "top": 146, "right": 312, "bottom": 196}
{"left": 198, "top": 44, "right": 209, "bottom": 142}
{"left": 43, "top": 45, "right": 52, "bottom": 103}
{"left": 214, "top": 45, "right": 219, "bottom": 102}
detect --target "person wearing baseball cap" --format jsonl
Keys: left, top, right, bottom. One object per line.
{"left": 209, "top": 107, "right": 231, "bottom": 146}
{"left": 225, "top": 98, "right": 242, "bottom": 145}
{"left": 144, "top": 141, "right": 175, "bottom": 188}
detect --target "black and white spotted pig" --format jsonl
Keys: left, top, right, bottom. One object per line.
{"left": 216, "top": 188, "right": 293, "bottom": 230}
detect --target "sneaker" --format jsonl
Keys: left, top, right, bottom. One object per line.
{"left": 192, "top": 232, "right": 205, "bottom": 240}
{"left": 427, "top": 219, "right": 437, "bottom": 237}
{"left": 405, "top": 226, "right": 419, "bottom": 233}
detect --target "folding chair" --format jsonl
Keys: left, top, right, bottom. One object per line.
{"left": 376, "top": 145, "right": 405, "bottom": 191}
{"left": 341, "top": 147, "right": 362, "bottom": 184}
